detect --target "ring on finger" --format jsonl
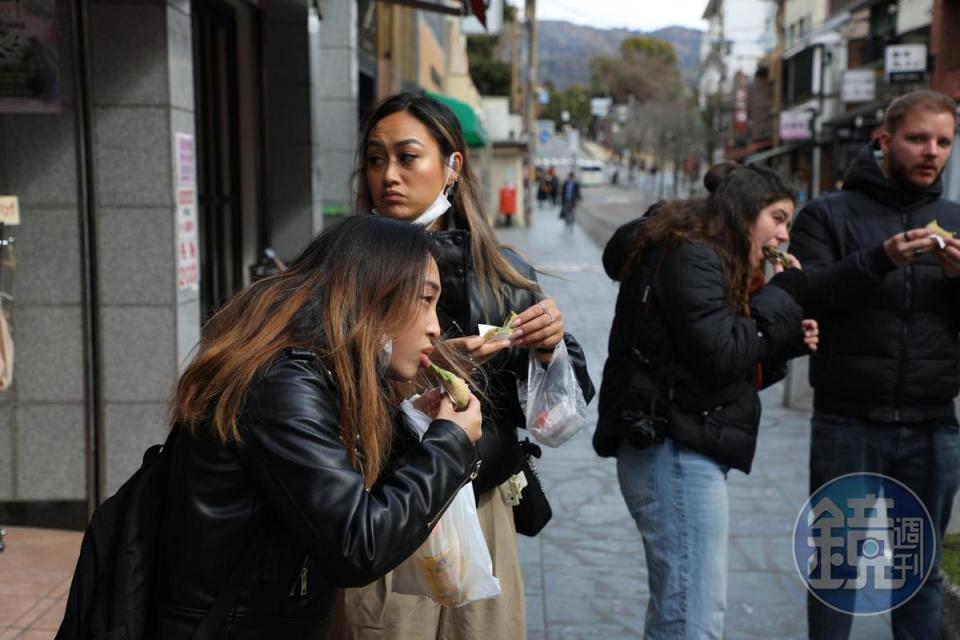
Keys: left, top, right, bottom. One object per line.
{"left": 545, "top": 311, "right": 556, "bottom": 324}
{"left": 537, "top": 301, "right": 548, "bottom": 315}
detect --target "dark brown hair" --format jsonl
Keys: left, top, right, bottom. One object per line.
{"left": 622, "top": 162, "right": 794, "bottom": 315}
{"left": 172, "top": 215, "right": 436, "bottom": 486}
{"left": 355, "top": 92, "right": 541, "bottom": 319}
{"left": 884, "top": 90, "right": 958, "bottom": 134}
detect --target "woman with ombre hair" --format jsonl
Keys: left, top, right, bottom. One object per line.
{"left": 331, "top": 92, "right": 594, "bottom": 640}
{"left": 146, "top": 215, "right": 482, "bottom": 639}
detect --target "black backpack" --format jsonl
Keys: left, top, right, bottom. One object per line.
{"left": 56, "top": 427, "right": 258, "bottom": 640}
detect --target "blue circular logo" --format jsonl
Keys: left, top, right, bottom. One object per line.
{"left": 793, "top": 473, "right": 935, "bottom": 615}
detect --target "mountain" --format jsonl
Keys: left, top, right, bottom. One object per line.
{"left": 531, "top": 21, "right": 703, "bottom": 91}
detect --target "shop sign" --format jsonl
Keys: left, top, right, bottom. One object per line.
{"left": 885, "top": 44, "right": 927, "bottom": 84}
{"left": 780, "top": 110, "right": 813, "bottom": 141}
{"left": 0, "top": 0, "right": 60, "bottom": 112}
{"left": 842, "top": 69, "right": 876, "bottom": 103}
{"left": 0, "top": 196, "right": 19, "bottom": 225}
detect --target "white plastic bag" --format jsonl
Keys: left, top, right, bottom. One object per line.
{"left": 518, "top": 341, "right": 587, "bottom": 447}
{"left": 392, "top": 399, "right": 502, "bottom": 607}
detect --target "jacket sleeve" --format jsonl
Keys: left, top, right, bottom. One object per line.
{"left": 749, "top": 282, "right": 808, "bottom": 367}
{"left": 656, "top": 242, "right": 765, "bottom": 388}
{"left": 238, "top": 357, "right": 478, "bottom": 588}
{"left": 788, "top": 198, "right": 897, "bottom": 315}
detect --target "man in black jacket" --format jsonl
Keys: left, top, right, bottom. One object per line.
{"left": 790, "top": 90, "right": 960, "bottom": 639}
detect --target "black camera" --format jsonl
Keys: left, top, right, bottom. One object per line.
{"left": 620, "top": 409, "right": 667, "bottom": 448}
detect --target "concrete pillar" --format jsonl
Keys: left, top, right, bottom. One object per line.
{"left": 87, "top": 0, "right": 198, "bottom": 495}
{"left": 317, "top": 0, "right": 359, "bottom": 220}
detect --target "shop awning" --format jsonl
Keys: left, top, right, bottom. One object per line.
{"left": 745, "top": 141, "right": 809, "bottom": 165}
{"left": 725, "top": 140, "right": 772, "bottom": 162}
{"left": 426, "top": 91, "right": 489, "bottom": 148}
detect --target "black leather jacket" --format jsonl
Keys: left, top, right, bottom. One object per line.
{"left": 150, "top": 349, "right": 479, "bottom": 639}
{"left": 430, "top": 212, "right": 594, "bottom": 495}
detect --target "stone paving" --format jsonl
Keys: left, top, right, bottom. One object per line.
{"left": 498, "top": 198, "right": 893, "bottom": 639}
{"left": 0, "top": 527, "right": 79, "bottom": 639}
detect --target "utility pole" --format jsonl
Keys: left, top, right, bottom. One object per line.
{"left": 525, "top": 0, "right": 536, "bottom": 227}
{"left": 510, "top": 15, "right": 522, "bottom": 115}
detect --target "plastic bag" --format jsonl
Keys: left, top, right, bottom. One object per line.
{"left": 392, "top": 399, "right": 502, "bottom": 607}
{"left": 518, "top": 341, "right": 587, "bottom": 447}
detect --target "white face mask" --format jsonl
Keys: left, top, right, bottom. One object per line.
{"left": 373, "top": 155, "right": 456, "bottom": 226}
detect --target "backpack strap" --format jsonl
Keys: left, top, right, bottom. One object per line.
{"left": 629, "top": 243, "right": 674, "bottom": 362}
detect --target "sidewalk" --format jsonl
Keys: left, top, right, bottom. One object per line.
{"left": 497, "top": 204, "right": 892, "bottom": 639}
{"left": 0, "top": 527, "right": 80, "bottom": 638}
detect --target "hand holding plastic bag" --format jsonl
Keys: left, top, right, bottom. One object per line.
{"left": 392, "top": 399, "right": 502, "bottom": 607}
{"left": 518, "top": 341, "right": 587, "bottom": 447}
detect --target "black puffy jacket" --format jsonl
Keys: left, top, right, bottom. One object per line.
{"left": 430, "top": 211, "right": 595, "bottom": 495}
{"left": 597, "top": 236, "right": 806, "bottom": 472}
{"left": 790, "top": 142, "right": 960, "bottom": 423}
{"left": 149, "top": 349, "right": 479, "bottom": 639}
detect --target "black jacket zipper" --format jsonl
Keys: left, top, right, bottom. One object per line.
{"left": 895, "top": 212, "right": 911, "bottom": 420}
{"left": 426, "top": 459, "right": 482, "bottom": 530}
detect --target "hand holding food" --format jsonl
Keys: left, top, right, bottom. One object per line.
{"left": 479, "top": 312, "right": 519, "bottom": 341}
{"left": 762, "top": 246, "right": 793, "bottom": 269}
{"left": 430, "top": 364, "right": 471, "bottom": 410}
{"left": 884, "top": 228, "right": 941, "bottom": 266}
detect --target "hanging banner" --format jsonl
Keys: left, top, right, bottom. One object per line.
{"left": 0, "top": 0, "right": 60, "bottom": 112}
{"left": 174, "top": 133, "right": 199, "bottom": 291}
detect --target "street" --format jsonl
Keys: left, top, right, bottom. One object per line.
{"left": 502, "top": 190, "right": 893, "bottom": 639}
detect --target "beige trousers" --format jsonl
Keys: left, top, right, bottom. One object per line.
{"left": 328, "top": 489, "right": 526, "bottom": 640}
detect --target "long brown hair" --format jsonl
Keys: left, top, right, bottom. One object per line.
{"left": 172, "top": 216, "right": 436, "bottom": 486}
{"left": 623, "top": 163, "right": 794, "bottom": 315}
{"left": 355, "top": 92, "right": 540, "bottom": 320}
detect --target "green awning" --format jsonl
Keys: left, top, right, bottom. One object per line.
{"left": 426, "top": 91, "right": 489, "bottom": 148}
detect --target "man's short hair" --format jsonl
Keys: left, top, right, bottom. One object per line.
{"left": 884, "top": 90, "right": 958, "bottom": 134}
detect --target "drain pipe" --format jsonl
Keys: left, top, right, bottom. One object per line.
{"left": 71, "top": 0, "right": 104, "bottom": 517}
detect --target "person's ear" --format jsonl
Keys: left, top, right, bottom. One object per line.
{"left": 447, "top": 152, "right": 463, "bottom": 186}
{"left": 878, "top": 129, "right": 893, "bottom": 156}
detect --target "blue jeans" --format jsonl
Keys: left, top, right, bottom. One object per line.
{"left": 807, "top": 412, "right": 960, "bottom": 640}
{"left": 617, "top": 439, "right": 729, "bottom": 639}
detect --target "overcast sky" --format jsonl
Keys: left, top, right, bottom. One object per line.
{"left": 506, "top": 0, "right": 708, "bottom": 32}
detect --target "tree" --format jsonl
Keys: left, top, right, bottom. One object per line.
{"left": 465, "top": 5, "right": 517, "bottom": 96}
{"left": 540, "top": 84, "right": 592, "bottom": 130}
{"left": 467, "top": 35, "right": 512, "bottom": 95}
{"left": 590, "top": 36, "right": 683, "bottom": 104}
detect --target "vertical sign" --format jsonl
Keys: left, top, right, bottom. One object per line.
{"left": 174, "top": 133, "right": 199, "bottom": 291}
{"left": 0, "top": 196, "right": 20, "bottom": 225}
{"left": 0, "top": 0, "right": 61, "bottom": 112}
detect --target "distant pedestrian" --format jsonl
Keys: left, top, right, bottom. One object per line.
{"left": 549, "top": 169, "right": 560, "bottom": 206}
{"left": 595, "top": 163, "right": 819, "bottom": 639}
{"left": 559, "top": 171, "right": 581, "bottom": 229}
{"left": 789, "top": 89, "right": 960, "bottom": 640}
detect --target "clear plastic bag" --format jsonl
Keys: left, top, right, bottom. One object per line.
{"left": 518, "top": 341, "right": 587, "bottom": 447}
{"left": 392, "top": 399, "right": 502, "bottom": 607}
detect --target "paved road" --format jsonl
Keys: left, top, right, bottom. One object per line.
{"left": 498, "top": 199, "right": 893, "bottom": 639}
